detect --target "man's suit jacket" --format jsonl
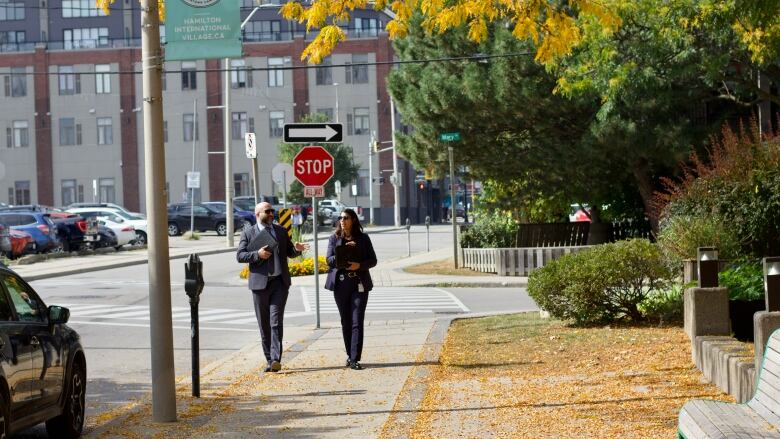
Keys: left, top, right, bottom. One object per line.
{"left": 324, "top": 233, "right": 377, "bottom": 292}
{"left": 237, "top": 223, "right": 300, "bottom": 291}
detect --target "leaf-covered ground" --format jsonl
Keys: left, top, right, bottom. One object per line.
{"left": 385, "top": 313, "right": 734, "bottom": 438}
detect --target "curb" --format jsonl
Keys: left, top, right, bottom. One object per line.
{"left": 22, "top": 246, "right": 237, "bottom": 282}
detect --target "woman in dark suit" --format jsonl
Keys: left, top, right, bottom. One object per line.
{"left": 324, "top": 208, "right": 377, "bottom": 370}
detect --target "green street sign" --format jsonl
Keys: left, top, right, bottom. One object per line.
{"left": 439, "top": 132, "right": 461, "bottom": 142}
{"left": 166, "top": 0, "right": 242, "bottom": 61}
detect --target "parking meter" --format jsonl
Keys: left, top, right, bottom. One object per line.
{"left": 184, "top": 253, "right": 204, "bottom": 397}
{"left": 184, "top": 253, "right": 204, "bottom": 304}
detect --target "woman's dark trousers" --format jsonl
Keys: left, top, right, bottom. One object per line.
{"left": 333, "top": 277, "right": 369, "bottom": 362}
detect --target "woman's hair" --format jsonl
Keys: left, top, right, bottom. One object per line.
{"left": 335, "top": 208, "right": 363, "bottom": 237}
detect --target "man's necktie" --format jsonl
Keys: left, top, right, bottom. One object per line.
{"left": 265, "top": 226, "right": 277, "bottom": 276}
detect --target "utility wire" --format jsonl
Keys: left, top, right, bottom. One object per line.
{"left": 1, "top": 52, "right": 533, "bottom": 76}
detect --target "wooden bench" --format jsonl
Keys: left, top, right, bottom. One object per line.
{"left": 678, "top": 329, "right": 780, "bottom": 438}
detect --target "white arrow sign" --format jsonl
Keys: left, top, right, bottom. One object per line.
{"left": 284, "top": 123, "right": 343, "bottom": 143}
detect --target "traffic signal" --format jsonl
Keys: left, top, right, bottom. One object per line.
{"left": 418, "top": 182, "right": 424, "bottom": 190}
{"left": 372, "top": 141, "right": 379, "bottom": 153}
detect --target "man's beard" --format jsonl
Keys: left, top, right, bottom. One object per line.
{"left": 261, "top": 217, "right": 273, "bottom": 225}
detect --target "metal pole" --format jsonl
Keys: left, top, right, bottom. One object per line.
{"left": 251, "top": 157, "right": 259, "bottom": 205}
{"left": 282, "top": 171, "right": 288, "bottom": 209}
{"left": 312, "top": 196, "right": 320, "bottom": 329}
{"left": 449, "top": 146, "right": 458, "bottom": 269}
{"left": 368, "top": 132, "right": 375, "bottom": 225}
{"left": 190, "top": 99, "right": 196, "bottom": 234}
{"left": 190, "top": 301, "right": 199, "bottom": 397}
{"left": 224, "top": 58, "right": 234, "bottom": 246}
{"left": 140, "top": 0, "right": 176, "bottom": 421}
{"left": 391, "top": 99, "right": 400, "bottom": 227}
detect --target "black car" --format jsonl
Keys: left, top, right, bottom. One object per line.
{"left": 166, "top": 203, "right": 244, "bottom": 236}
{"left": 0, "top": 266, "right": 86, "bottom": 437}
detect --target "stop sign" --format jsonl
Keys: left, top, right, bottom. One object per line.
{"left": 293, "top": 146, "right": 335, "bottom": 187}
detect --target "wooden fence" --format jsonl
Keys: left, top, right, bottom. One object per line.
{"left": 461, "top": 246, "right": 593, "bottom": 276}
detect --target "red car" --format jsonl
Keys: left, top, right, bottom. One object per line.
{"left": 8, "top": 229, "right": 35, "bottom": 259}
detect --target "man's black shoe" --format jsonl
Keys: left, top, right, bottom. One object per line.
{"left": 345, "top": 358, "right": 351, "bottom": 367}
{"left": 349, "top": 361, "right": 363, "bottom": 370}
{"left": 270, "top": 360, "right": 281, "bottom": 372}
{"left": 264, "top": 366, "right": 273, "bottom": 373}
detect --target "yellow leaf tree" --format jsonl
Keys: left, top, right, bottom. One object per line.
{"left": 281, "top": 0, "right": 621, "bottom": 64}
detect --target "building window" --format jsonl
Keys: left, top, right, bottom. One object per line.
{"left": 268, "top": 57, "right": 283, "bottom": 87}
{"left": 181, "top": 61, "right": 196, "bottom": 90}
{"left": 231, "top": 59, "right": 252, "bottom": 88}
{"left": 348, "top": 107, "right": 370, "bottom": 135}
{"left": 0, "top": 0, "right": 24, "bottom": 20}
{"left": 345, "top": 54, "right": 368, "bottom": 84}
{"left": 0, "top": 30, "right": 24, "bottom": 51}
{"left": 12, "top": 181, "right": 30, "bottom": 205}
{"left": 6, "top": 120, "right": 28, "bottom": 147}
{"left": 62, "top": 0, "right": 105, "bottom": 17}
{"left": 95, "top": 64, "right": 111, "bottom": 94}
{"left": 61, "top": 179, "right": 77, "bottom": 206}
{"left": 4, "top": 67, "right": 26, "bottom": 97}
{"left": 183, "top": 113, "right": 198, "bottom": 141}
{"left": 269, "top": 111, "right": 284, "bottom": 138}
{"left": 354, "top": 18, "right": 377, "bottom": 37}
{"left": 97, "top": 117, "right": 113, "bottom": 145}
{"left": 98, "top": 178, "right": 115, "bottom": 203}
{"left": 357, "top": 169, "right": 369, "bottom": 196}
{"left": 231, "top": 112, "right": 253, "bottom": 140}
{"left": 234, "top": 173, "right": 250, "bottom": 197}
{"left": 316, "top": 56, "right": 332, "bottom": 85}
{"left": 244, "top": 20, "right": 281, "bottom": 41}
{"left": 59, "top": 117, "right": 82, "bottom": 146}
{"left": 58, "top": 65, "right": 80, "bottom": 95}
{"left": 316, "top": 108, "right": 333, "bottom": 122}
{"left": 64, "top": 27, "right": 109, "bottom": 49}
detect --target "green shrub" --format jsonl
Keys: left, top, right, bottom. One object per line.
{"left": 460, "top": 212, "right": 518, "bottom": 248}
{"left": 719, "top": 259, "right": 764, "bottom": 301}
{"left": 638, "top": 282, "right": 689, "bottom": 325}
{"left": 528, "top": 239, "right": 673, "bottom": 325}
{"left": 656, "top": 215, "right": 741, "bottom": 270}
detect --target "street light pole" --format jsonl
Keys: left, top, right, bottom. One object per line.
{"left": 449, "top": 146, "right": 458, "bottom": 269}
{"left": 140, "top": 0, "right": 176, "bottom": 421}
{"left": 368, "top": 131, "right": 375, "bottom": 225}
{"left": 390, "top": 98, "right": 400, "bottom": 227}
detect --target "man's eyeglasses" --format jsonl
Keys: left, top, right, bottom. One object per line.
{"left": 257, "top": 209, "right": 275, "bottom": 215}
{"left": 338, "top": 216, "right": 351, "bottom": 221}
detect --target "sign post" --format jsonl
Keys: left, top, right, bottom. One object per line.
{"left": 245, "top": 133, "right": 259, "bottom": 204}
{"left": 441, "top": 131, "right": 461, "bottom": 269}
{"left": 186, "top": 171, "right": 200, "bottom": 233}
{"left": 292, "top": 145, "right": 335, "bottom": 328}
{"left": 272, "top": 163, "right": 294, "bottom": 209}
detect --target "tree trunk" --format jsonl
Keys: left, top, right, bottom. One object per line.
{"left": 631, "top": 158, "right": 659, "bottom": 234}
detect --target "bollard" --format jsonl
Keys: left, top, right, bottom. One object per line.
{"left": 184, "top": 253, "right": 205, "bottom": 397}
{"left": 765, "top": 257, "right": 780, "bottom": 311}
{"left": 405, "top": 218, "right": 411, "bottom": 257}
{"left": 697, "top": 247, "right": 719, "bottom": 288}
{"left": 425, "top": 215, "right": 431, "bottom": 252}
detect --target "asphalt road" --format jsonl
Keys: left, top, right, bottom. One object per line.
{"left": 14, "top": 225, "right": 536, "bottom": 437}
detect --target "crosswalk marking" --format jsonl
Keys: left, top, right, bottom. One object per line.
{"left": 300, "top": 287, "right": 469, "bottom": 314}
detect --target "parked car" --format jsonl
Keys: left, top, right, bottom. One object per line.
{"left": 233, "top": 195, "right": 282, "bottom": 212}
{"left": 0, "top": 223, "right": 11, "bottom": 257}
{"left": 66, "top": 208, "right": 148, "bottom": 245}
{"left": 0, "top": 212, "right": 61, "bottom": 253}
{"left": 7, "top": 230, "right": 35, "bottom": 259}
{"left": 47, "top": 213, "right": 97, "bottom": 252}
{"left": 0, "top": 205, "right": 61, "bottom": 214}
{"left": 93, "top": 216, "right": 135, "bottom": 248}
{"left": 166, "top": 203, "right": 244, "bottom": 236}
{"left": 65, "top": 202, "right": 144, "bottom": 219}
{"left": 202, "top": 202, "right": 256, "bottom": 227}
{"left": 0, "top": 266, "right": 86, "bottom": 438}
{"left": 318, "top": 199, "right": 365, "bottom": 221}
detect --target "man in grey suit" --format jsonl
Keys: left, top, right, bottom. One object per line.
{"left": 237, "top": 202, "right": 309, "bottom": 373}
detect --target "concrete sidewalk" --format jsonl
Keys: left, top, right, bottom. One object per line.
{"left": 85, "top": 318, "right": 443, "bottom": 438}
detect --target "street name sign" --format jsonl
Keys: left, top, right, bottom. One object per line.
{"left": 165, "top": 0, "right": 241, "bottom": 61}
{"left": 245, "top": 132, "right": 256, "bottom": 159}
{"left": 293, "top": 146, "right": 335, "bottom": 188}
{"left": 439, "top": 132, "right": 461, "bottom": 142}
{"left": 284, "top": 123, "right": 343, "bottom": 143}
